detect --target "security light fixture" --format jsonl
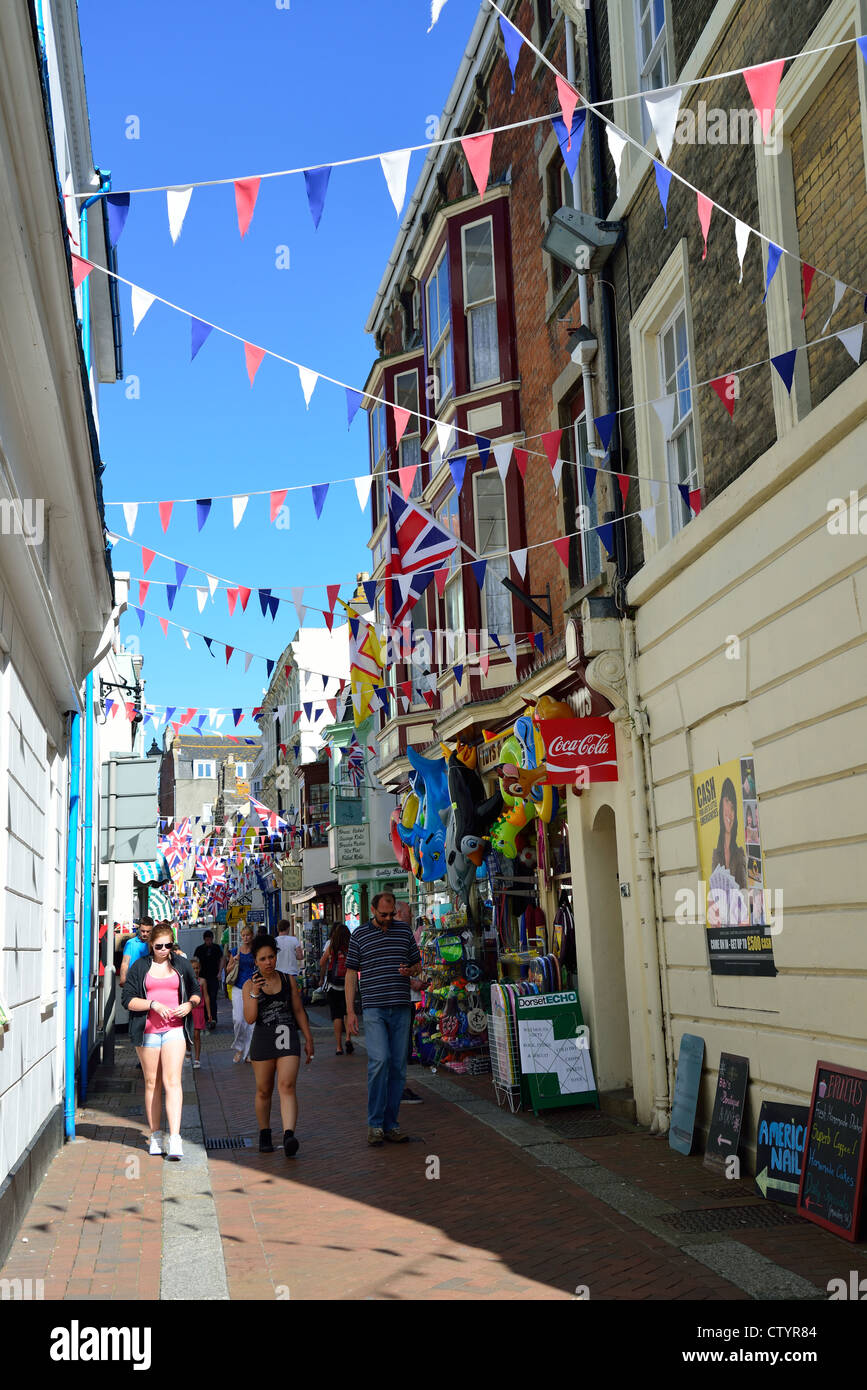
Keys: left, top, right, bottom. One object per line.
{"left": 543, "top": 207, "right": 624, "bottom": 275}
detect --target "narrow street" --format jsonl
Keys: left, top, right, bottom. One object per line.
{"left": 3, "top": 1009, "right": 864, "bottom": 1303}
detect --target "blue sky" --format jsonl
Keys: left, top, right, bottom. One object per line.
{"left": 79, "top": 0, "right": 475, "bottom": 730}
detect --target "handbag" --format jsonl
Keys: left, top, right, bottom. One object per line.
{"left": 225, "top": 953, "right": 239, "bottom": 985}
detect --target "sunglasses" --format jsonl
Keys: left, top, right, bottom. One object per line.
{"left": 153, "top": 942, "right": 173, "bottom": 951}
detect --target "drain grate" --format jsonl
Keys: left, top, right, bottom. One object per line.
{"left": 541, "top": 1109, "right": 623, "bottom": 1138}
{"left": 204, "top": 1135, "right": 254, "bottom": 1150}
{"left": 662, "top": 1204, "right": 803, "bottom": 1232}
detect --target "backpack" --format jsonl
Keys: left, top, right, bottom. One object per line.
{"left": 329, "top": 947, "right": 348, "bottom": 983}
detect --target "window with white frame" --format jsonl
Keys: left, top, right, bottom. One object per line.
{"left": 461, "top": 219, "right": 500, "bottom": 388}
{"left": 426, "top": 248, "right": 453, "bottom": 406}
{"left": 394, "top": 370, "right": 423, "bottom": 499}
{"left": 194, "top": 760, "right": 215, "bottom": 779}
{"left": 370, "top": 398, "right": 387, "bottom": 522}
{"left": 659, "top": 303, "right": 698, "bottom": 535}
{"left": 235, "top": 763, "right": 248, "bottom": 780}
{"left": 409, "top": 596, "right": 432, "bottom": 705}
{"left": 573, "top": 416, "right": 603, "bottom": 583}
{"left": 474, "top": 472, "right": 511, "bottom": 633}
{"left": 546, "top": 158, "right": 574, "bottom": 295}
{"left": 437, "top": 490, "right": 464, "bottom": 636}
{"left": 636, "top": 0, "right": 669, "bottom": 140}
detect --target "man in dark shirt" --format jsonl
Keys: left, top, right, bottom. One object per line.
{"left": 194, "top": 930, "right": 224, "bottom": 1027}
{"left": 345, "top": 892, "right": 421, "bottom": 1145}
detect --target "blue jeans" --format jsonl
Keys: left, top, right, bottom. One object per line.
{"left": 363, "top": 1006, "right": 412, "bottom": 1131}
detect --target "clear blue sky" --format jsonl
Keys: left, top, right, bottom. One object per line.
{"left": 79, "top": 0, "right": 476, "bottom": 729}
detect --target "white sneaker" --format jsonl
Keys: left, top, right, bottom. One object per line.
{"left": 192, "top": 1060, "right": 201, "bottom": 1069}
{"left": 149, "top": 1132, "right": 164, "bottom": 1156}
{"left": 167, "top": 1134, "right": 183, "bottom": 1161}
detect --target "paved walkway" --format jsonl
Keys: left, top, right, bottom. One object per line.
{"left": 2, "top": 1006, "right": 866, "bottom": 1301}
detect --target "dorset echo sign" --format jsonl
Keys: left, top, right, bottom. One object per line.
{"left": 538, "top": 717, "right": 618, "bottom": 784}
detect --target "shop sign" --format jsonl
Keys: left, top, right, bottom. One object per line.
{"left": 333, "top": 797, "right": 364, "bottom": 826}
{"left": 798, "top": 1062, "right": 867, "bottom": 1242}
{"left": 335, "top": 823, "right": 369, "bottom": 868}
{"left": 282, "top": 863, "right": 303, "bottom": 891}
{"left": 538, "top": 717, "right": 618, "bottom": 783}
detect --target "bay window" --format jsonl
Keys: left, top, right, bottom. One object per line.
{"left": 426, "top": 249, "right": 453, "bottom": 406}
{"left": 474, "top": 472, "right": 511, "bottom": 633}
{"left": 461, "top": 218, "right": 500, "bottom": 388}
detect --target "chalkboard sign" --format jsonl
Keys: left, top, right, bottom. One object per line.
{"left": 669, "top": 1033, "right": 705, "bottom": 1155}
{"left": 755, "top": 1101, "right": 809, "bottom": 1207}
{"left": 703, "top": 1053, "right": 749, "bottom": 1173}
{"left": 797, "top": 1062, "right": 867, "bottom": 1242}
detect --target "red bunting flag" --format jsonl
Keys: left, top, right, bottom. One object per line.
{"left": 617, "top": 474, "right": 630, "bottom": 506}
{"left": 270, "top": 489, "right": 287, "bottom": 523}
{"left": 225, "top": 646, "right": 233, "bottom": 664}
{"left": 234, "top": 177, "right": 261, "bottom": 238}
{"left": 284, "top": 665, "right": 292, "bottom": 680}
{"left": 400, "top": 680, "right": 413, "bottom": 700}
{"left": 328, "top": 700, "right": 338, "bottom": 718}
{"left": 742, "top": 59, "right": 785, "bottom": 139}
{"left": 710, "top": 375, "right": 736, "bottom": 418}
{"left": 696, "top": 193, "right": 713, "bottom": 260}
{"left": 142, "top": 547, "right": 156, "bottom": 574}
{"left": 479, "top": 653, "right": 490, "bottom": 677}
{"left": 541, "top": 430, "right": 562, "bottom": 468}
{"left": 323, "top": 610, "right": 335, "bottom": 632}
{"left": 398, "top": 465, "right": 417, "bottom": 500}
{"left": 279, "top": 743, "right": 287, "bottom": 758}
{"left": 181, "top": 708, "right": 196, "bottom": 725}
{"left": 688, "top": 489, "right": 702, "bottom": 516}
{"left": 460, "top": 131, "right": 494, "bottom": 198}
{"left": 171, "top": 722, "right": 181, "bottom": 737}
{"left": 800, "top": 264, "right": 816, "bottom": 319}
{"left": 138, "top": 580, "right": 149, "bottom": 605}
{"left": 227, "top": 587, "right": 239, "bottom": 616}
{"left": 422, "top": 690, "right": 435, "bottom": 710}
{"left": 238, "top": 586, "right": 252, "bottom": 612}
{"left": 553, "top": 537, "right": 571, "bottom": 568}
{"left": 555, "top": 76, "right": 580, "bottom": 146}
{"left": 244, "top": 342, "right": 266, "bottom": 386}
{"left": 125, "top": 701, "right": 136, "bottom": 721}
{"left": 71, "top": 254, "right": 93, "bottom": 289}
{"left": 434, "top": 567, "right": 449, "bottom": 598}
{"left": 292, "top": 710, "right": 302, "bottom": 724}
{"left": 392, "top": 405, "right": 412, "bottom": 446}
{"left": 159, "top": 617, "right": 168, "bottom": 636}
{"left": 514, "top": 448, "right": 529, "bottom": 479}
{"left": 158, "top": 501, "right": 173, "bottom": 533}
{"left": 326, "top": 584, "right": 340, "bottom": 612}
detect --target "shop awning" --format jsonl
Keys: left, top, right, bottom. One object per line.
{"left": 291, "top": 887, "right": 318, "bottom": 906}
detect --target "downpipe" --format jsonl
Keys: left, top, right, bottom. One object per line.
{"left": 63, "top": 711, "right": 81, "bottom": 1140}
{"left": 79, "top": 671, "right": 95, "bottom": 1102}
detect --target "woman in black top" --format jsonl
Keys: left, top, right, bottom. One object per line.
{"left": 243, "top": 934, "right": 314, "bottom": 1156}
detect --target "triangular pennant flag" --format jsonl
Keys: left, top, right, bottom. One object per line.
{"left": 142, "top": 547, "right": 156, "bottom": 574}
{"left": 449, "top": 455, "right": 467, "bottom": 495}
{"left": 479, "top": 653, "right": 490, "bottom": 677}
{"left": 428, "top": 0, "right": 448, "bottom": 30}
{"left": 453, "top": 663, "right": 464, "bottom": 687}
{"left": 354, "top": 475, "right": 373, "bottom": 511}
{"left": 499, "top": 14, "right": 523, "bottom": 93}
{"left": 167, "top": 185, "right": 193, "bottom": 243}
{"left": 506, "top": 635, "right": 517, "bottom": 668}
{"left": 734, "top": 220, "right": 750, "bottom": 283}
{"left": 138, "top": 580, "right": 150, "bottom": 605}
{"left": 596, "top": 522, "right": 615, "bottom": 558}
{"left": 298, "top": 366, "right": 318, "bottom": 408}
{"left": 398, "top": 464, "right": 417, "bottom": 500}
{"left": 697, "top": 193, "right": 713, "bottom": 260}
{"left": 303, "top": 702, "right": 312, "bottom": 722}
{"left": 511, "top": 547, "right": 527, "bottom": 578}
{"left": 582, "top": 465, "right": 597, "bottom": 499}
{"left": 233, "top": 709, "right": 243, "bottom": 728}
{"left": 836, "top": 323, "right": 864, "bottom": 364}
{"left": 541, "top": 430, "right": 562, "bottom": 469}
{"left": 304, "top": 165, "right": 331, "bottom": 229}
{"left": 677, "top": 484, "right": 691, "bottom": 515}
{"left": 555, "top": 75, "right": 580, "bottom": 145}
{"left": 258, "top": 588, "right": 271, "bottom": 618}
{"left": 434, "top": 567, "right": 448, "bottom": 598}
{"left": 393, "top": 405, "right": 412, "bottom": 446}
{"left": 742, "top": 59, "right": 785, "bottom": 139}
{"left": 643, "top": 86, "right": 682, "bottom": 163}
{"left": 155, "top": 500, "right": 172, "bottom": 533}
{"left": 476, "top": 435, "right": 491, "bottom": 470}
{"left": 859, "top": 36, "right": 867, "bottom": 66}
{"left": 266, "top": 659, "right": 275, "bottom": 679}
{"left": 159, "top": 617, "right": 168, "bottom": 637}
{"left": 234, "top": 177, "right": 260, "bottom": 238}
{"left": 710, "top": 375, "right": 737, "bottom": 418}
{"left": 514, "top": 448, "right": 529, "bottom": 479}
{"left": 472, "top": 559, "right": 487, "bottom": 590}
{"left": 311, "top": 483, "right": 329, "bottom": 519}
{"left": 651, "top": 394, "right": 676, "bottom": 440}
{"left": 71, "top": 254, "right": 92, "bottom": 289}
{"left": 232, "top": 494, "right": 249, "bottom": 528}
{"left": 326, "top": 584, "right": 340, "bottom": 613}
{"left": 174, "top": 561, "right": 188, "bottom": 589}
{"left": 822, "top": 280, "right": 846, "bottom": 334}
{"left": 270, "top": 489, "right": 288, "bottom": 523}
{"left": 653, "top": 160, "right": 672, "bottom": 228}
{"left": 268, "top": 596, "right": 280, "bottom": 620}
{"left": 362, "top": 580, "right": 378, "bottom": 609}
{"left": 594, "top": 412, "right": 617, "bottom": 451}
{"left": 771, "top": 348, "right": 797, "bottom": 394}
{"left": 379, "top": 149, "right": 412, "bottom": 216}
{"left": 105, "top": 193, "right": 130, "bottom": 247}
{"left": 190, "top": 317, "right": 213, "bottom": 361}
{"left": 493, "top": 441, "right": 513, "bottom": 483}
{"left": 292, "top": 587, "right": 306, "bottom": 627}
{"left": 762, "top": 243, "right": 783, "bottom": 303}
{"left": 195, "top": 587, "right": 208, "bottom": 613}
{"left": 640, "top": 506, "right": 657, "bottom": 537}
{"left": 800, "top": 264, "right": 816, "bottom": 319}
{"left": 225, "top": 646, "right": 234, "bottom": 665}
{"left": 606, "top": 128, "right": 627, "bottom": 197}
{"left": 551, "top": 458, "right": 563, "bottom": 492}
{"left": 227, "top": 588, "right": 239, "bottom": 617}
{"left": 346, "top": 388, "right": 363, "bottom": 429}
{"left": 131, "top": 286, "right": 155, "bottom": 333}
{"left": 244, "top": 342, "right": 266, "bottom": 386}
{"left": 533, "top": 632, "right": 544, "bottom": 654}
{"left": 166, "top": 584, "right": 177, "bottom": 611}
{"left": 238, "top": 586, "right": 251, "bottom": 612}
{"left": 617, "top": 473, "right": 630, "bottom": 507}
{"left": 122, "top": 502, "right": 138, "bottom": 537}
{"left": 292, "top": 710, "right": 302, "bottom": 725}
{"left": 206, "top": 574, "right": 219, "bottom": 600}
{"left": 196, "top": 498, "right": 211, "bottom": 531}
{"left": 436, "top": 420, "right": 455, "bottom": 458}
{"left": 551, "top": 109, "right": 586, "bottom": 181}
{"left": 134, "top": 608, "right": 145, "bottom": 629}
{"left": 323, "top": 609, "right": 335, "bottom": 633}
{"left": 553, "top": 537, "right": 570, "bottom": 568}
{"left": 461, "top": 131, "right": 494, "bottom": 198}
{"left": 689, "top": 488, "right": 702, "bottom": 516}
{"left": 650, "top": 480, "right": 661, "bottom": 506}
{"left": 203, "top": 637, "right": 215, "bottom": 658}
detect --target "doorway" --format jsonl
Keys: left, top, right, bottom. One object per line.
{"left": 587, "top": 804, "right": 632, "bottom": 1098}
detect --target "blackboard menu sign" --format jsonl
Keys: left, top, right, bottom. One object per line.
{"left": 669, "top": 1033, "right": 705, "bottom": 1156}
{"left": 797, "top": 1062, "right": 867, "bottom": 1242}
{"left": 754, "top": 1101, "right": 809, "bottom": 1206}
{"left": 703, "top": 1053, "right": 749, "bottom": 1173}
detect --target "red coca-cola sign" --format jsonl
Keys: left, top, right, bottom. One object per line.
{"left": 538, "top": 718, "right": 618, "bottom": 784}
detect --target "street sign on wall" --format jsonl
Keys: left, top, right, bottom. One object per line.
{"left": 100, "top": 755, "right": 160, "bottom": 862}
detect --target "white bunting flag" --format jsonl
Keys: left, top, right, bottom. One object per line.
{"left": 511, "top": 547, "right": 528, "bottom": 578}
{"left": 436, "top": 420, "right": 455, "bottom": 458}
{"left": 292, "top": 587, "right": 306, "bottom": 627}
{"left": 122, "top": 502, "right": 138, "bottom": 537}
{"left": 552, "top": 458, "right": 563, "bottom": 492}
{"left": 131, "top": 286, "right": 156, "bottom": 333}
{"left": 506, "top": 634, "right": 518, "bottom": 668}
{"left": 244, "top": 651, "right": 254, "bottom": 672}
{"left": 232, "top": 495, "right": 249, "bottom": 528}
{"left": 650, "top": 479, "right": 661, "bottom": 506}
{"left": 734, "top": 220, "right": 750, "bottom": 283}
{"left": 493, "top": 441, "right": 514, "bottom": 483}
{"left": 180, "top": 629, "right": 191, "bottom": 649}
{"left": 606, "top": 129, "right": 627, "bottom": 198}
{"left": 822, "top": 280, "right": 846, "bottom": 334}
{"left": 208, "top": 708, "right": 218, "bottom": 726}
{"left": 837, "top": 323, "right": 863, "bottom": 363}
{"left": 643, "top": 86, "right": 682, "bottom": 163}
{"left": 206, "top": 574, "right": 219, "bottom": 600}
{"left": 354, "top": 475, "right": 373, "bottom": 511}
{"left": 428, "top": 0, "right": 448, "bottom": 31}
{"left": 167, "top": 185, "right": 193, "bottom": 243}
{"left": 640, "top": 506, "right": 657, "bottom": 537}
{"left": 379, "top": 149, "right": 412, "bottom": 216}
{"left": 298, "top": 366, "right": 318, "bottom": 408}
{"left": 651, "top": 393, "right": 676, "bottom": 440}
{"left": 277, "top": 704, "right": 287, "bottom": 722}
{"left": 367, "top": 690, "right": 383, "bottom": 713}
{"left": 195, "top": 587, "right": 208, "bottom": 613}
{"left": 214, "top": 713, "right": 226, "bottom": 730}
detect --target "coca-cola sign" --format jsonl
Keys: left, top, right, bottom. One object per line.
{"left": 538, "top": 718, "right": 618, "bottom": 784}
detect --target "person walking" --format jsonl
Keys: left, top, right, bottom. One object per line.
{"left": 274, "top": 919, "right": 304, "bottom": 976}
{"left": 193, "top": 929, "right": 224, "bottom": 1029}
{"left": 243, "top": 934, "right": 314, "bottom": 1156}
{"left": 189, "top": 956, "right": 212, "bottom": 1068}
{"left": 345, "top": 892, "right": 421, "bottom": 1146}
{"left": 121, "top": 923, "right": 201, "bottom": 1160}
{"left": 319, "top": 923, "right": 354, "bottom": 1055}
{"left": 225, "top": 924, "right": 258, "bottom": 1063}
{"left": 118, "top": 916, "right": 153, "bottom": 986}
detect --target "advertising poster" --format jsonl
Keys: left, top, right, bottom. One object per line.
{"left": 692, "top": 755, "right": 776, "bottom": 977}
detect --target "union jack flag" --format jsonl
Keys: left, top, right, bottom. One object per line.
{"left": 248, "top": 794, "right": 288, "bottom": 833}
{"left": 385, "top": 483, "right": 459, "bottom": 627}
{"left": 161, "top": 818, "right": 192, "bottom": 871}
{"left": 195, "top": 853, "right": 226, "bottom": 886}
{"left": 340, "top": 734, "right": 365, "bottom": 789}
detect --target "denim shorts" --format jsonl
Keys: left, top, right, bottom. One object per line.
{"left": 141, "top": 1027, "right": 186, "bottom": 1049}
